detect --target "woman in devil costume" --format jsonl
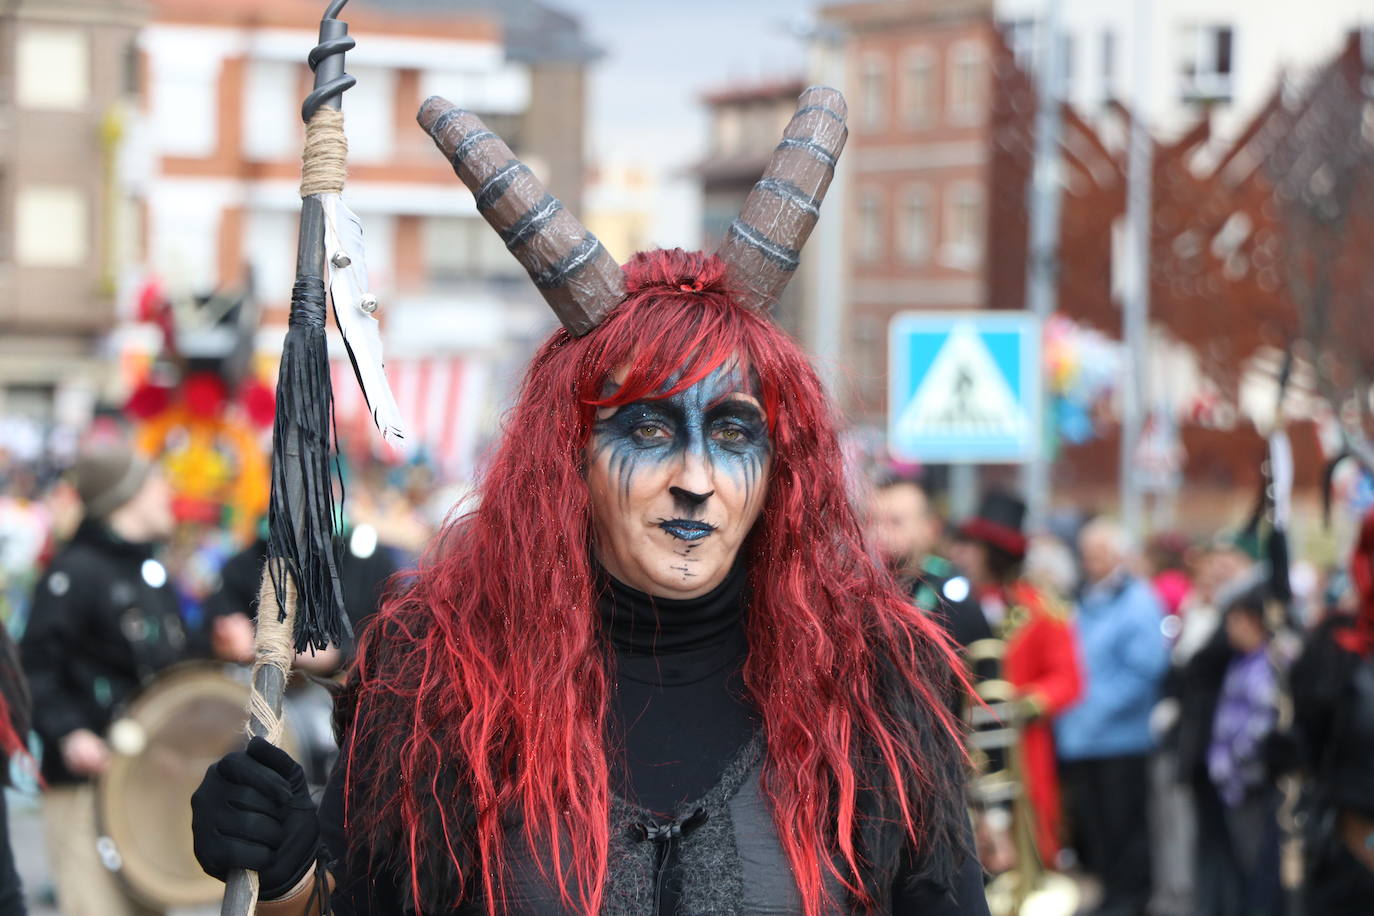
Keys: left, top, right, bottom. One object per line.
{"left": 191, "top": 88, "right": 988, "bottom": 915}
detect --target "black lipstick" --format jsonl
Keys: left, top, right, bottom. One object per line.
{"left": 657, "top": 518, "right": 717, "bottom": 542}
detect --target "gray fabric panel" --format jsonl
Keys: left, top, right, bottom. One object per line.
{"left": 728, "top": 769, "right": 850, "bottom": 915}
{"left": 729, "top": 768, "right": 806, "bottom": 914}
{"left": 672, "top": 737, "right": 758, "bottom": 913}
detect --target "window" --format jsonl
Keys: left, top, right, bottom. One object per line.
{"left": 150, "top": 49, "right": 218, "bottom": 158}
{"left": 424, "top": 217, "right": 519, "bottom": 284}
{"left": 1004, "top": 19, "right": 1037, "bottom": 70}
{"left": 15, "top": 186, "right": 87, "bottom": 267}
{"left": 475, "top": 111, "right": 524, "bottom": 152}
{"left": 1059, "top": 33, "right": 1075, "bottom": 91}
{"left": 1180, "top": 24, "right": 1235, "bottom": 102}
{"left": 901, "top": 48, "right": 936, "bottom": 128}
{"left": 246, "top": 210, "right": 296, "bottom": 300}
{"left": 947, "top": 42, "right": 985, "bottom": 124}
{"left": 16, "top": 27, "right": 89, "bottom": 111}
{"left": 899, "top": 186, "right": 932, "bottom": 263}
{"left": 942, "top": 183, "right": 983, "bottom": 269}
{"left": 1101, "top": 29, "right": 1117, "bottom": 102}
{"left": 475, "top": 222, "right": 520, "bottom": 277}
{"left": 341, "top": 65, "right": 395, "bottom": 163}
{"left": 743, "top": 103, "right": 777, "bottom": 156}
{"left": 715, "top": 107, "right": 742, "bottom": 156}
{"left": 242, "top": 60, "right": 297, "bottom": 160}
{"left": 123, "top": 40, "right": 141, "bottom": 97}
{"left": 420, "top": 64, "right": 530, "bottom": 119}
{"left": 859, "top": 53, "right": 888, "bottom": 131}
{"left": 856, "top": 190, "right": 884, "bottom": 262}
{"left": 425, "top": 217, "right": 478, "bottom": 284}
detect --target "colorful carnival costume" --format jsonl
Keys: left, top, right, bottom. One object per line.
{"left": 992, "top": 581, "right": 1081, "bottom": 865}
{"left": 188, "top": 10, "right": 990, "bottom": 914}
{"left": 956, "top": 492, "right": 1081, "bottom": 866}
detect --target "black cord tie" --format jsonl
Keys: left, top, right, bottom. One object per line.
{"left": 632, "top": 808, "right": 708, "bottom": 913}
{"left": 289, "top": 277, "right": 327, "bottom": 329}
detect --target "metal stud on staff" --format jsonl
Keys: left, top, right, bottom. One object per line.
{"left": 222, "top": 1, "right": 403, "bottom": 912}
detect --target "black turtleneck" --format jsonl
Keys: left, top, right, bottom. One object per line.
{"left": 600, "top": 563, "right": 758, "bottom": 815}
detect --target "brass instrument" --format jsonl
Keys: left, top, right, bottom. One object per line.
{"left": 964, "top": 638, "right": 1080, "bottom": 916}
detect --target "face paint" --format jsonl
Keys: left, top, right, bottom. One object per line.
{"left": 586, "top": 363, "right": 771, "bottom": 598}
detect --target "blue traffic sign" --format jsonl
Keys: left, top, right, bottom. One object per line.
{"left": 887, "top": 312, "right": 1042, "bottom": 463}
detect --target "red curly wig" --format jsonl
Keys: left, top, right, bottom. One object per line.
{"left": 341, "top": 248, "right": 969, "bottom": 915}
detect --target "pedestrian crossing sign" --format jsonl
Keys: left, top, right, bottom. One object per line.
{"left": 888, "top": 312, "right": 1042, "bottom": 463}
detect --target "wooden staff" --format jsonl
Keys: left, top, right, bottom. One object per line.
{"left": 221, "top": 2, "right": 356, "bottom": 913}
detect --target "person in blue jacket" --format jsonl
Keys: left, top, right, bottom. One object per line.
{"left": 1055, "top": 517, "right": 1169, "bottom": 916}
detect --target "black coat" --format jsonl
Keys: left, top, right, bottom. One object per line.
{"left": 20, "top": 519, "right": 188, "bottom": 785}
{"left": 1290, "top": 616, "right": 1374, "bottom": 913}
{"left": 1172, "top": 618, "right": 1234, "bottom": 786}
{"left": 907, "top": 555, "right": 993, "bottom": 650}
{"left": 204, "top": 533, "right": 399, "bottom": 657}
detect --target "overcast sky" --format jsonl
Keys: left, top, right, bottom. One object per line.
{"left": 551, "top": 0, "right": 823, "bottom": 245}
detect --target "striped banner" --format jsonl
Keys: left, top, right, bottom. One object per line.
{"left": 331, "top": 356, "right": 489, "bottom": 479}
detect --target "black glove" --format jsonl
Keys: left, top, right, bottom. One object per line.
{"left": 191, "top": 736, "right": 321, "bottom": 899}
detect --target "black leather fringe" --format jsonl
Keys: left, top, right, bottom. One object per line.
{"left": 267, "top": 275, "right": 350, "bottom": 653}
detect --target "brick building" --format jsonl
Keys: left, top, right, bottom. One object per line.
{"left": 0, "top": 0, "right": 149, "bottom": 421}
{"left": 127, "top": 0, "right": 597, "bottom": 475}
{"left": 820, "top": 0, "right": 1122, "bottom": 427}
{"left": 817, "top": 0, "right": 1355, "bottom": 525}
{"left": 139, "top": 0, "right": 593, "bottom": 321}
{"left": 696, "top": 77, "right": 817, "bottom": 341}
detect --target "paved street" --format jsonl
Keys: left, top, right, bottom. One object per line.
{"left": 11, "top": 793, "right": 215, "bottom": 916}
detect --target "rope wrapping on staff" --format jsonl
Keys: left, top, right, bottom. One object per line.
{"left": 251, "top": 565, "right": 297, "bottom": 746}
{"left": 300, "top": 108, "right": 347, "bottom": 197}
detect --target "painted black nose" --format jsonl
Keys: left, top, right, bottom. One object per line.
{"left": 669, "top": 486, "right": 714, "bottom": 509}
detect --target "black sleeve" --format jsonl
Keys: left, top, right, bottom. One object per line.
{"left": 947, "top": 593, "right": 994, "bottom": 649}
{"left": 318, "top": 744, "right": 407, "bottom": 914}
{"left": 892, "top": 813, "right": 989, "bottom": 915}
{"left": 338, "top": 547, "right": 400, "bottom": 661}
{"left": 204, "top": 543, "right": 268, "bottom": 623}
{"left": 1289, "top": 617, "right": 1357, "bottom": 772}
{"left": 19, "top": 562, "right": 90, "bottom": 744}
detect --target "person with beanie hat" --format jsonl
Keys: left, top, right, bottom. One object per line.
{"left": 73, "top": 445, "right": 153, "bottom": 520}
{"left": 20, "top": 443, "right": 185, "bottom": 916}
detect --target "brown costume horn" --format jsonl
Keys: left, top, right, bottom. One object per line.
{"left": 418, "top": 96, "right": 624, "bottom": 336}
{"left": 716, "top": 86, "right": 848, "bottom": 315}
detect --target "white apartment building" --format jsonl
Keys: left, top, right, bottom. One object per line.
{"left": 997, "top": 0, "right": 1373, "bottom": 141}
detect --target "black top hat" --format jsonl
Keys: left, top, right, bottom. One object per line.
{"left": 957, "top": 489, "right": 1028, "bottom": 559}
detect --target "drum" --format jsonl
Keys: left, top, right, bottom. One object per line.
{"left": 95, "top": 663, "right": 301, "bottom": 908}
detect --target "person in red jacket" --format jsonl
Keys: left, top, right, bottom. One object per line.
{"left": 951, "top": 490, "right": 1082, "bottom": 867}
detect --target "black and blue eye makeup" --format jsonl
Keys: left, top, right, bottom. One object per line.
{"left": 590, "top": 366, "right": 771, "bottom": 517}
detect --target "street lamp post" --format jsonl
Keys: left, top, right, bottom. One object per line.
{"left": 1121, "top": 0, "right": 1154, "bottom": 544}
{"left": 1024, "top": 0, "right": 1065, "bottom": 532}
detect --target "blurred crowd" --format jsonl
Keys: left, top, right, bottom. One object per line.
{"left": 0, "top": 421, "right": 447, "bottom": 915}
{"left": 2, "top": 422, "right": 1374, "bottom": 915}
{"left": 866, "top": 473, "right": 1374, "bottom": 916}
